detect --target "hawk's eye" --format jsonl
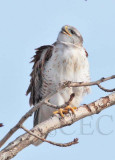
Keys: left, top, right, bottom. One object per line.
{"left": 70, "top": 29, "right": 76, "bottom": 35}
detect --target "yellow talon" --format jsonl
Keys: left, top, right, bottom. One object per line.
{"left": 53, "top": 110, "right": 59, "bottom": 114}
{"left": 53, "top": 108, "right": 65, "bottom": 117}
{"left": 65, "top": 106, "right": 77, "bottom": 114}
{"left": 53, "top": 106, "right": 77, "bottom": 118}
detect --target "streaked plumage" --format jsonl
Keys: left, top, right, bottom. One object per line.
{"left": 26, "top": 25, "right": 91, "bottom": 145}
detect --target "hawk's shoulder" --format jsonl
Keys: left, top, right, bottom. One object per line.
{"left": 26, "top": 44, "right": 54, "bottom": 106}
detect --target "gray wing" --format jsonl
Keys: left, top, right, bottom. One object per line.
{"left": 26, "top": 45, "right": 53, "bottom": 126}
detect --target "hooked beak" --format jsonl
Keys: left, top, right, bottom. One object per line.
{"left": 62, "top": 26, "right": 72, "bottom": 36}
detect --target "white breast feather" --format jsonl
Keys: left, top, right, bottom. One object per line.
{"left": 42, "top": 43, "right": 90, "bottom": 107}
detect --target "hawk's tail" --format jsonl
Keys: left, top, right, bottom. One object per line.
{"left": 33, "top": 109, "right": 48, "bottom": 146}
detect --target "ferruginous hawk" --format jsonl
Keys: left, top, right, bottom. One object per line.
{"left": 26, "top": 25, "right": 91, "bottom": 145}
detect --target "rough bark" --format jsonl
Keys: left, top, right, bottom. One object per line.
{"left": 0, "top": 93, "right": 115, "bottom": 160}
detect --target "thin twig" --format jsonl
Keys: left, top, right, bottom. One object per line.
{"left": 45, "top": 93, "right": 75, "bottom": 109}
{"left": 63, "top": 75, "right": 115, "bottom": 89}
{"left": 97, "top": 84, "right": 115, "bottom": 92}
{"left": 21, "top": 125, "right": 78, "bottom": 147}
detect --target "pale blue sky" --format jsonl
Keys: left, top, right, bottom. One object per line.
{"left": 0, "top": 0, "right": 115, "bottom": 160}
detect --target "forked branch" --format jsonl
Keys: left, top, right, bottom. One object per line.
{"left": 0, "top": 75, "right": 114, "bottom": 149}
{"left": 0, "top": 75, "right": 115, "bottom": 160}
{"left": 0, "top": 93, "right": 115, "bottom": 160}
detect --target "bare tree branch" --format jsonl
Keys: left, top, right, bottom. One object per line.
{"left": 62, "top": 75, "right": 115, "bottom": 89}
{"left": 97, "top": 84, "right": 115, "bottom": 92}
{"left": 21, "top": 125, "right": 78, "bottom": 147}
{"left": 0, "top": 92, "right": 115, "bottom": 160}
{"left": 0, "top": 75, "right": 114, "bottom": 148}
{"left": 44, "top": 93, "right": 75, "bottom": 109}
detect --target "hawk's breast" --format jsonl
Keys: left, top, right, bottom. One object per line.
{"left": 42, "top": 44, "right": 89, "bottom": 93}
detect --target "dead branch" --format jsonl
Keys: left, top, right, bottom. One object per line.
{"left": 44, "top": 93, "right": 75, "bottom": 109}
{"left": 0, "top": 93, "right": 115, "bottom": 160}
{"left": 62, "top": 75, "right": 115, "bottom": 89}
{"left": 97, "top": 84, "right": 115, "bottom": 92}
{"left": 0, "top": 75, "right": 114, "bottom": 148}
{"left": 21, "top": 125, "right": 78, "bottom": 147}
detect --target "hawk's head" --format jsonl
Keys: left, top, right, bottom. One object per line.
{"left": 57, "top": 25, "right": 83, "bottom": 45}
